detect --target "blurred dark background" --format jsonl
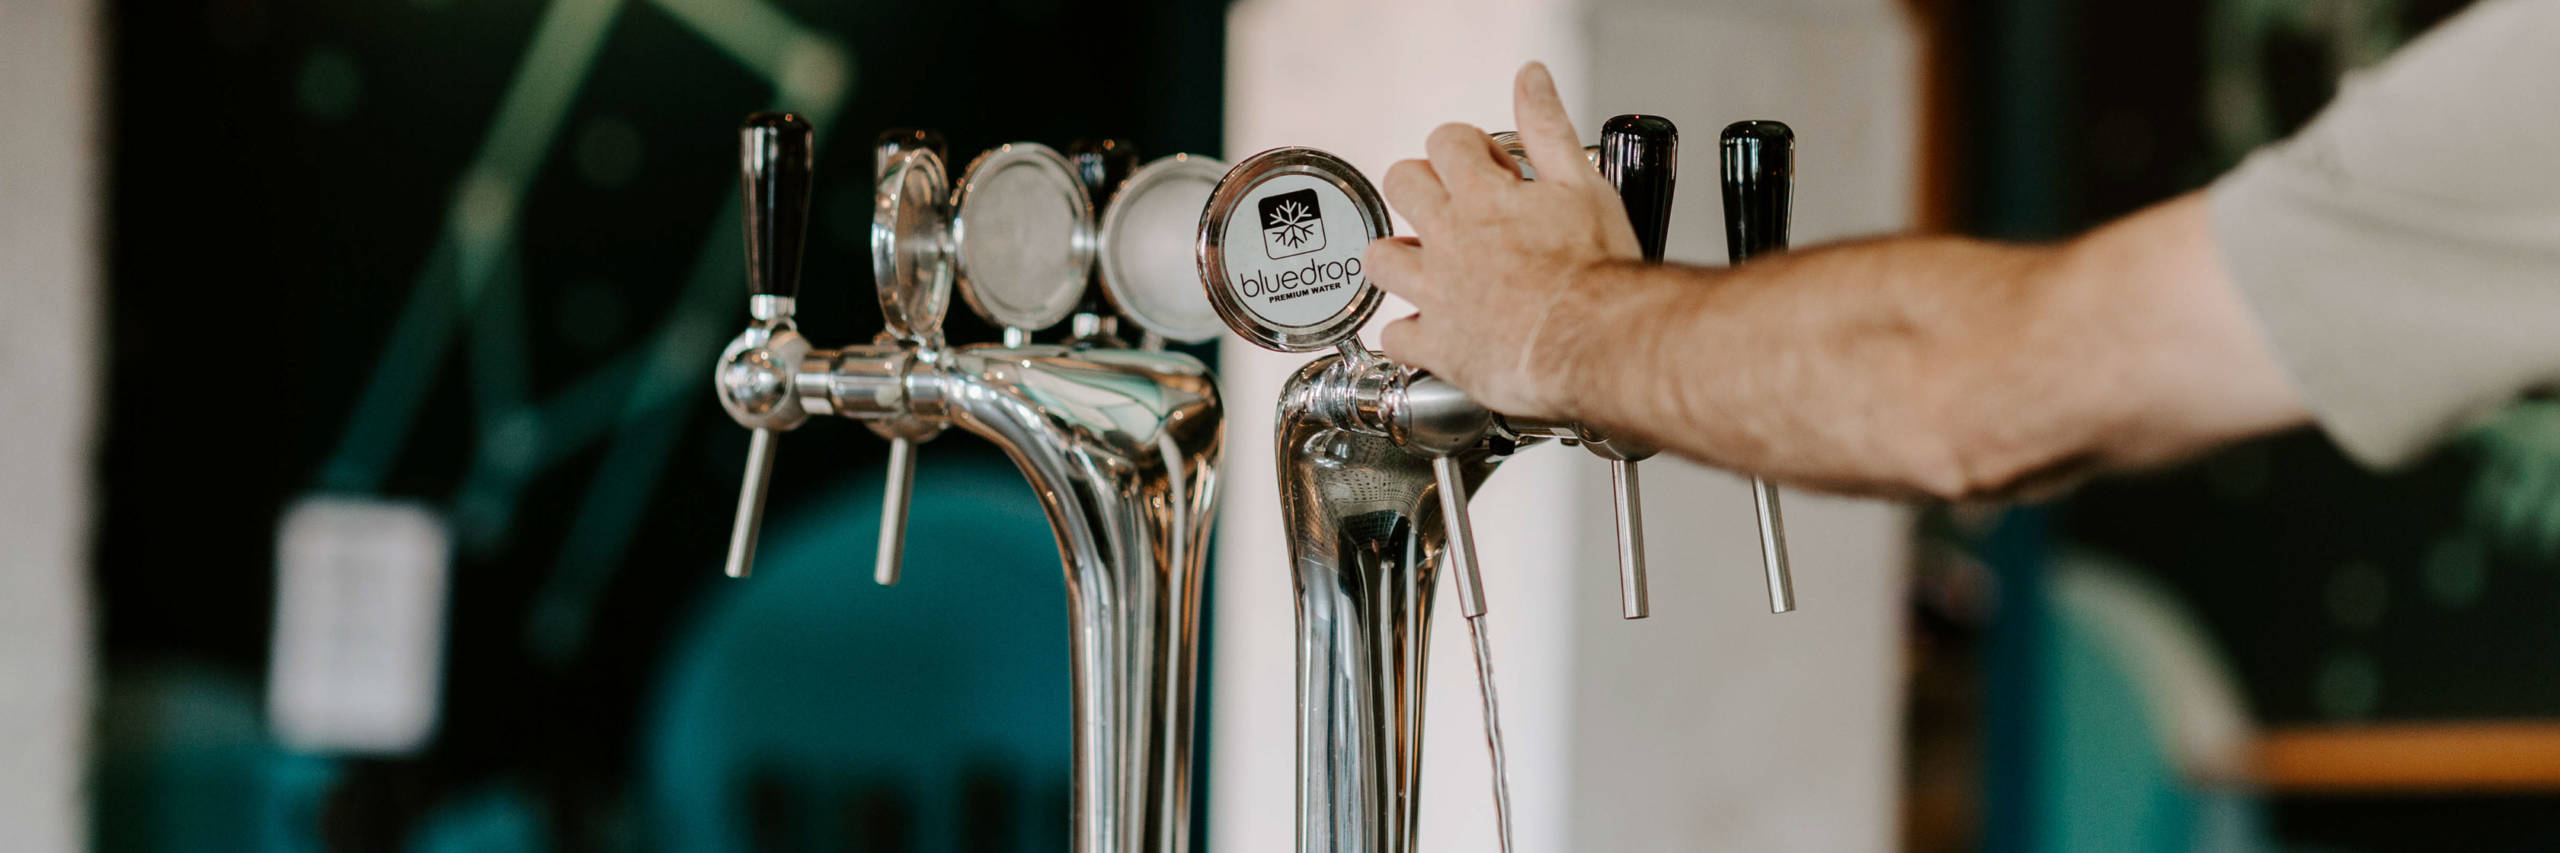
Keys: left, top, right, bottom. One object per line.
{"left": 1911, "top": 0, "right": 2560, "bottom": 850}
{"left": 93, "top": 0, "right": 1222, "bottom": 849}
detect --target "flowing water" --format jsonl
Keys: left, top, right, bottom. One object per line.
{"left": 1466, "top": 614, "right": 1517, "bottom": 853}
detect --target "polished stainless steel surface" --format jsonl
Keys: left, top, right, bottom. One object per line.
{"left": 1197, "top": 147, "right": 1390, "bottom": 353}
{"left": 1754, "top": 481, "right": 1794, "bottom": 612}
{"left": 953, "top": 142, "right": 1096, "bottom": 333}
{"left": 873, "top": 147, "right": 954, "bottom": 341}
{"left": 1207, "top": 123, "right": 1804, "bottom": 852}
{"left": 1100, "top": 154, "right": 1231, "bottom": 343}
{"left": 1264, "top": 352, "right": 1521, "bottom": 853}
{"left": 722, "top": 112, "right": 817, "bottom": 580}
{"left": 1608, "top": 459, "right": 1649, "bottom": 618}
{"left": 872, "top": 435, "right": 917, "bottom": 586}
{"left": 1202, "top": 146, "right": 1520, "bottom": 853}
{"left": 715, "top": 118, "right": 1224, "bottom": 853}
{"left": 1272, "top": 354, "right": 1487, "bottom": 853}
{"left": 771, "top": 338, "right": 1223, "bottom": 853}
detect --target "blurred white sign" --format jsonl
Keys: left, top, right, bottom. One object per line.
{"left": 267, "top": 496, "right": 450, "bottom": 754}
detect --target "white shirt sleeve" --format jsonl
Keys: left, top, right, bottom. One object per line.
{"left": 2210, "top": 0, "right": 2560, "bottom": 468}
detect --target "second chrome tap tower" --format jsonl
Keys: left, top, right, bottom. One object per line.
{"left": 1195, "top": 115, "right": 1805, "bottom": 853}
{"left": 712, "top": 113, "right": 1229, "bottom": 853}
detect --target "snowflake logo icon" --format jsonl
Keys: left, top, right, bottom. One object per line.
{"left": 1270, "top": 200, "right": 1317, "bottom": 247}
{"left": 1259, "top": 188, "right": 1327, "bottom": 259}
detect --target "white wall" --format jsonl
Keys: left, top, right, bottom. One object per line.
{"left": 0, "top": 0, "right": 102, "bottom": 850}
{"left": 1210, "top": 1, "right": 1917, "bottom": 850}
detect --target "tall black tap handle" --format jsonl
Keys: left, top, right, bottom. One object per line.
{"left": 874, "top": 128, "right": 947, "bottom": 182}
{"left": 1070, "top": 138, "right": 1141, "bottom": 315}
{"left": 1599, "top": 115, "right": 1678, "bottom": 264}
{"left": 1718, "top": 119, "right": 1799, "bottom": 614}
{"left": 740, "top": 112, "right": 814, "bottom": 300}
{"left": 1719, "top": 120, "right": 1793, "bottom": 263}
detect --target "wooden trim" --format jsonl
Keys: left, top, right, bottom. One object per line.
{"left": 2251, "top": 722, "right": 2560, "bottom": 792}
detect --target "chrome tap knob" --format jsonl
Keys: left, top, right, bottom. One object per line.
{"left": 952, "top": 141, "right": 1094, "bottom": 346}
{"left": 866, "top": 129, "right": 958, "bottom": 587}
{"left": 1097, "top": 153, "right": 1230, "bottom": 347}
{"left": 1594, "top": 114, "right": 1680, "bottom": 620}
{"left": 716, "top": 111, "right": 817, "bottom": 579}
{"left": 1720, "top": 120, "right": 1797, "bottom": 614}
{"left": 873, "top": 128, "right": 946, "bottom": 183}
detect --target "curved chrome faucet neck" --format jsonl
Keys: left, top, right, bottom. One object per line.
{"left": 720, "top": 334, "right": 1221, "bottom": 853}
{"left": 1275, "top": 354, "right": 1504, "bottom": 853}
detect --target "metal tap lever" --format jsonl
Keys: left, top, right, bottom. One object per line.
{"left": 723, "top": 111, "right": 815, "bottom": 579}
{"left": 868, "top": 128, "right": 955, "bottom": 587}
{"left": 1395, "top": 372, "right": 1495, "bottom": 618}
{"left": 1595, "top": 114, "right": 1678, "bottom": 619}
{"left": 1720, "top": 120, "right": 1797, "bottom": 613}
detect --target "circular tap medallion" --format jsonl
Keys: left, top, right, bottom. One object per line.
{"left": 951, "top": 142, "right": 1096, "bottom": 332}
{"left": 1097, "top": 153, "right": 1229, "bottom": 344}
{"left": 1195, "top": 147, "right": 1389, "bottom": 353}
{"left": 873, "top": 147, "right": 954, "bottom": 341}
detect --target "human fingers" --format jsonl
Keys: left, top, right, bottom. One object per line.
{"left": 1381, "top": 158, "right": 1449, "bottom": 233}
{"left": 1424, "top": 122, "right": 1514, "bottom": 199}
{"left": 1512, "top": 62, "right": 1596, "bottom": 188}
{"left": 1364, "top": 236, "right": 1437, "bottom": 308}
{"left": 1378, "top": 313, "right": 1451, "bottom": 373}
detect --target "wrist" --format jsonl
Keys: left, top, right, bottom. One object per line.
{"left": 1542, "top": 259, "right": 1687, "bottom": 428}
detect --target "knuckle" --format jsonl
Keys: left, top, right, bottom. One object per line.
{"left": 1428, "top": 122, "right": 1482, "bottom": 148}
{"left": 1382, "top": 160, "right": 1432, "bottom": 195}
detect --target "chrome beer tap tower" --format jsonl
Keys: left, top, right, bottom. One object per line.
{"left": 711, "top": 112, "right": 1231, "bottom": 853}
{"left": 1194, "top": 116, "right": 1803, "bottom": 852}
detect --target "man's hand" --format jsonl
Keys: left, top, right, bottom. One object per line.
{"left": 1369, "top": 62, "right": 1652, "bottom": 422}
{"left": 1362, "top": 65, "right": 2307, "bottom": 500}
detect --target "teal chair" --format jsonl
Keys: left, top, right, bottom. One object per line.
{"left": 640, "top": 457, "right": 1075, "bottom": 852}
{"left": 2033, "top": 550, "right": 2273, "bottom": 853}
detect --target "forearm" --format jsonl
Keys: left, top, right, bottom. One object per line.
{"left": 1560, "top": 192, "right": 2307, "bottom": 500}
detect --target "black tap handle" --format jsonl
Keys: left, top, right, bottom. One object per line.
{"left": 874, "top": 127, "right": 946, "bottom": 182}
{"left": 1069, "top": 138, "right": 1140, "bottom": 314}
{"left": 1069, "top": 137, "right": 1141, "bottom": 207}
{"left": 1599, "top": 115, "right": 1679, "bottom": 264}
{"left": 1719, "top": 119, "right": 1799, "bottom": 613}
{"left": 1719, "top": 120, "right": 1793, "bottom": 263}
{"left": 740, "top": 112, "right": 814, "bottom": 299}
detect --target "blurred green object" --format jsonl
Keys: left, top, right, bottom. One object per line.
{"left": 641, "top": 457, "right": 1073, "bottom": 852}
{"left": 91, "top": 458, "right": 1079, "bottom": 853}
{"left": 91, "top": 665, "right": 341, "bottom": 853}
{"left": 2461, "top": 400, "right": 2560, "bottom": 561}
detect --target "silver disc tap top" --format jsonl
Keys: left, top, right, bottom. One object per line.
{"left": 1195, "top": 147, "right": 1390, "bottom": 353}
{"left": 1098, "top": 153, "right": 1230, "bottom": 344}
{"left": 951, "top": 142, "right": 1096, "bottom": 332}
{"left": 1487, "top": 130, "right": 1602, "bottom": 178}
{"left": 873, "top": 147, "right": 955, "bottom": 341}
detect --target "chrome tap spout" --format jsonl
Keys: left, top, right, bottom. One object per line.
{"left": 1275, "top": 355, "right": 1500, "bottom": 853}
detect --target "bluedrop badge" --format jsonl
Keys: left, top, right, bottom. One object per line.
{"left": 1221, "top": 174, "right": 1369, "bottom": 330}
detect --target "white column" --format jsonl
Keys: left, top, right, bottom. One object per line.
{"left": 1211, "top": 1, "right": 1916, "bottom": 851}
{"left": 0, "top": 0, "right": 103, "bottom": 850}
